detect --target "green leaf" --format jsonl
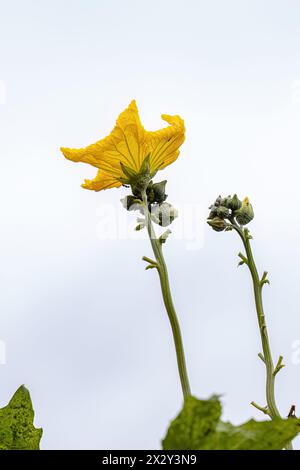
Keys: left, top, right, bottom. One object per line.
{"left": 207, "top": 419, "right": 300, "bottom": 450}
{"left": 162, "top": 396, "right": 300, "bottom": 450}
{"left": 0, "top": 385, "right": 42, "bottom": 450}
{"left": 162, "top": 396, "right": 221, "bottom": 450}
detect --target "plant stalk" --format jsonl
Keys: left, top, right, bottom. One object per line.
{"left": 233, "top": 225, "right": 293, "bottom": 450}
{"left": 142, "top": 191, "right": 191, "bottom": 398}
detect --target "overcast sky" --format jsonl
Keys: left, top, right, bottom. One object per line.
{"left": 0, "top": 0, "right": 300, "bottom": 449}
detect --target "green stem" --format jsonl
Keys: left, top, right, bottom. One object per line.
{"left": 142, "top": 191, "right": 191, "bottom": 398}
{"left": 233, "top": 225, "right": 293, "bottom": 450}
{"left": 243, "top": 233, "right": 279, "bottom": 418}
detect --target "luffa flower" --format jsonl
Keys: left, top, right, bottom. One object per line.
{"left": 60, "top": 100, "right": 185, "bottom": 191}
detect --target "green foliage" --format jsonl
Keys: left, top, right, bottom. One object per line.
{"left": 0, "top": 385, "right": 42, "bottom": 450}
{"left": 162, "top": 396, "right": 300, "bottom": 450}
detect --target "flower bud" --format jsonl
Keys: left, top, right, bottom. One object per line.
{"left": 152, "top": 180, "right": 168, "bottom": 203}
{"left": 147, "top": 180, "right": 167, "bottom": 204}
{"left": 220, "top": 196, "right": 231, "bottom": 207}
{"left": 235, "top": 197, "right": 254, "bottom": 225}
{"left": 216, "top": 206, "right": 230, "bottom": 219}
{"left": 120, "top": 195, "right": 143, "bottom": 212}
{"left": 214, "top": 195, "right": 222, "bottom": 207}
{"left": 208, "top": 205, "right": 218, "bottom": 219}
{"left": 227, "top": 194, "right": 242, "bottom": 211}
{"left": 207, "top": 217, "right": 227, "bottom": 232}
{"left": 151, "top": 202, "right": 178, "bottom": 227}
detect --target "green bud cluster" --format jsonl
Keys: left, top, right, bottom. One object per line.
{"left": 207, "top": 194, "right": 254, "bottom": 231}
{"left": 121, "top": 178, "right": 177, "bottom": 229}
{"left": 146, "top": 180, "right": 167, "bottom": 204}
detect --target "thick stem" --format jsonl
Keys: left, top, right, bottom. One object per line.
{"left": 142, "top": 192, "right": 191, "bottom": 398}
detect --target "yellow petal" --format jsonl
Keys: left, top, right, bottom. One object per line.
{"left": 61, "top": 101, "right": 185, "bottom": 192}
{"left": 113, "top": 100, "right": 147, "bottom": 172}
{"left": 61, "top": 100, "right": 147, "bottom": 178}
{"left": 146, "top": 114, "right": 185, "bottom": 171}
{"left": 82, "top": 170, "right": 122, "bottom": 191}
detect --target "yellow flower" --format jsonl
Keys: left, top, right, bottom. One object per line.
{"left": 60, "top": 100, "right": 185, "bottom": 191}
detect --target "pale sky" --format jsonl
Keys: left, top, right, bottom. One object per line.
{"left": 0, "top": 0, "right": 300, "bottom": 449}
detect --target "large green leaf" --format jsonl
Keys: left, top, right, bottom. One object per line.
{"left": 0, "top": 385, "right": 42, "bottom": 450}
{"left": 162, "top": 396, "right": 300, "bottom": 450}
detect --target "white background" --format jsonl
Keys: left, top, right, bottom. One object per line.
{"left": 0, "top": 0, "right": 300, "bottom": 449}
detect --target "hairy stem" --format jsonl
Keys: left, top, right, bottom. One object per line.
{"left": 142, "top": 191, "right": 191, "bottom": 398}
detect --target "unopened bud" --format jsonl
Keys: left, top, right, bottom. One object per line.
{"left": 151, "top": 202, "right": 178, "bottom": 227}
{"left": 227, "top": 194, "right": 242, "bottom": 211}
{"left": 120, "top": 195, "right": 143, "bottom": 212}
{"left": 235, "top": 197, "right": 254, "bottom": 225}
{"left": 216, "top": 206, "right": 230, "bottom": 219}
{"left": 207, "top": 217, "right": 227, "bottom": 232}
{"left": 147, "top": 180, "right": 167, "bottom": 204}
{"left": 214, "top": 195, "right": 222, "bottom": 207}
{"left": 220, "top": 196, "right": 231, "bottom": 207}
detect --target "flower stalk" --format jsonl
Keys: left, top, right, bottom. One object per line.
{"left": 207, "top": 194, "right": 293, "bottom": 450}
{"left": 141, "top": 190, "right": 191, "bottom": 398}
{"left": 233, "top": 225, "right": 293, "bottom": 450}
{"left": 233, "top": 224, "right": 281, "bottom": 417}
{"left": 61, "top": 99, "right": 190, "bottom": 399}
